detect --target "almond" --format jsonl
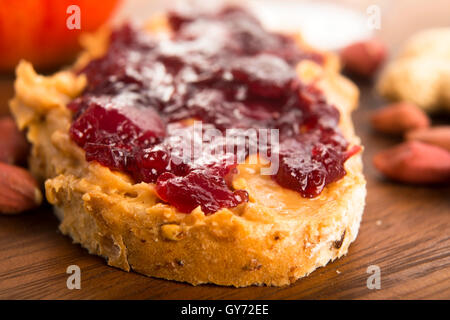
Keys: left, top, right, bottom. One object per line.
{"left": 340, "top": 39, "right": 387, "bottom": 77}
{"left": 371, "top": 102, "right": 430, "bottom": 135}
{"left": 0, "top": 116, "right": 29, "bottom": 165}
{"left": 373, "top": 141, "right": 450, "bottom": 184}
{"left": 0, "top": 162, "right": 42, "bottom": 214}
{"left": 406, "top": 126, "right": 450, "bottom": 151}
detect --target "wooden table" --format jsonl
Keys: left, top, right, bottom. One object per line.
{"left": 0, "top": 0, "right": 449, "bottom": 300}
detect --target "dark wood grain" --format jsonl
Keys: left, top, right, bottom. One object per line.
{"left": 0, "top": 0, "right": 449, "bottom": 300}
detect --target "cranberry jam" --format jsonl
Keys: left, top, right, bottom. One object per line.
{"left": 68, "top": 7, "right": 359, "bottom": 214}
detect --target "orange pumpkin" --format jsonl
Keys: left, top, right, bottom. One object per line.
{"left": 0, "top": 0, "right": 120, "bottom": 72}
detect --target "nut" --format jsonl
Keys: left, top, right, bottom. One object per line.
{"left": 0, "top": 162, "right": 42, "bottom": 214}
{"left": 161, "top": 224, "right": 184, "bottom": 241}
{"left": 373, "top": 141, "right": 450, "bottom": 184}
{"left": 340, "top": 39, "right": 387, "bottom": 77}
{"left": 0, "top": 117, "right": 29, "bottom": 164}
{"left": 406, "top": 126, "right": 450, "bottom": 151}
{"left": 377, "top": 28, "right": 450, "bottom": 113}
{"left": 371, "top": 102, "right": 430, "bottom": 135}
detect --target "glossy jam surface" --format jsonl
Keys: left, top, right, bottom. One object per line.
{"left": 69, "top": 7, "right": 357, "bottom": 214}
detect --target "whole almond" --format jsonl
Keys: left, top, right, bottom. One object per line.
{"left": 373, "top": 141, "right": 450, "bottom": 184}
{"left": 340, "top": 39, "right": 387, "bottom": 77}
{"left": 371, "top": 102, "right": 430, "bottom": 135}
{"left": 0, "top": 162, "right": 42, "bottom": 214}
{"left": 0, "top": 117, "right": 29, "bottom": 165}
{"left": 406, "top": 126, "right": 450, "bottom": 151}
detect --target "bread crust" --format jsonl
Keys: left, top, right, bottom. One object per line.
{"left": 10, "top": 18, "right": 365, "bottom": 287}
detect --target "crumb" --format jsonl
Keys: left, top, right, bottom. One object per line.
{"left": 376, "top": 220, "right": 382, "bottom": 226}
{"left": 336, "top": 270, "right": 341, "bottom": 274}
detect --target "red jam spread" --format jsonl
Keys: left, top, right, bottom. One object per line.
{"left": 68, "top": 7, "right": 358, "bottom": 214}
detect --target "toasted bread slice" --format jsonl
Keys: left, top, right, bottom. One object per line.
{"left": 10, "top": 14, "right": 365, "bottom": 287}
